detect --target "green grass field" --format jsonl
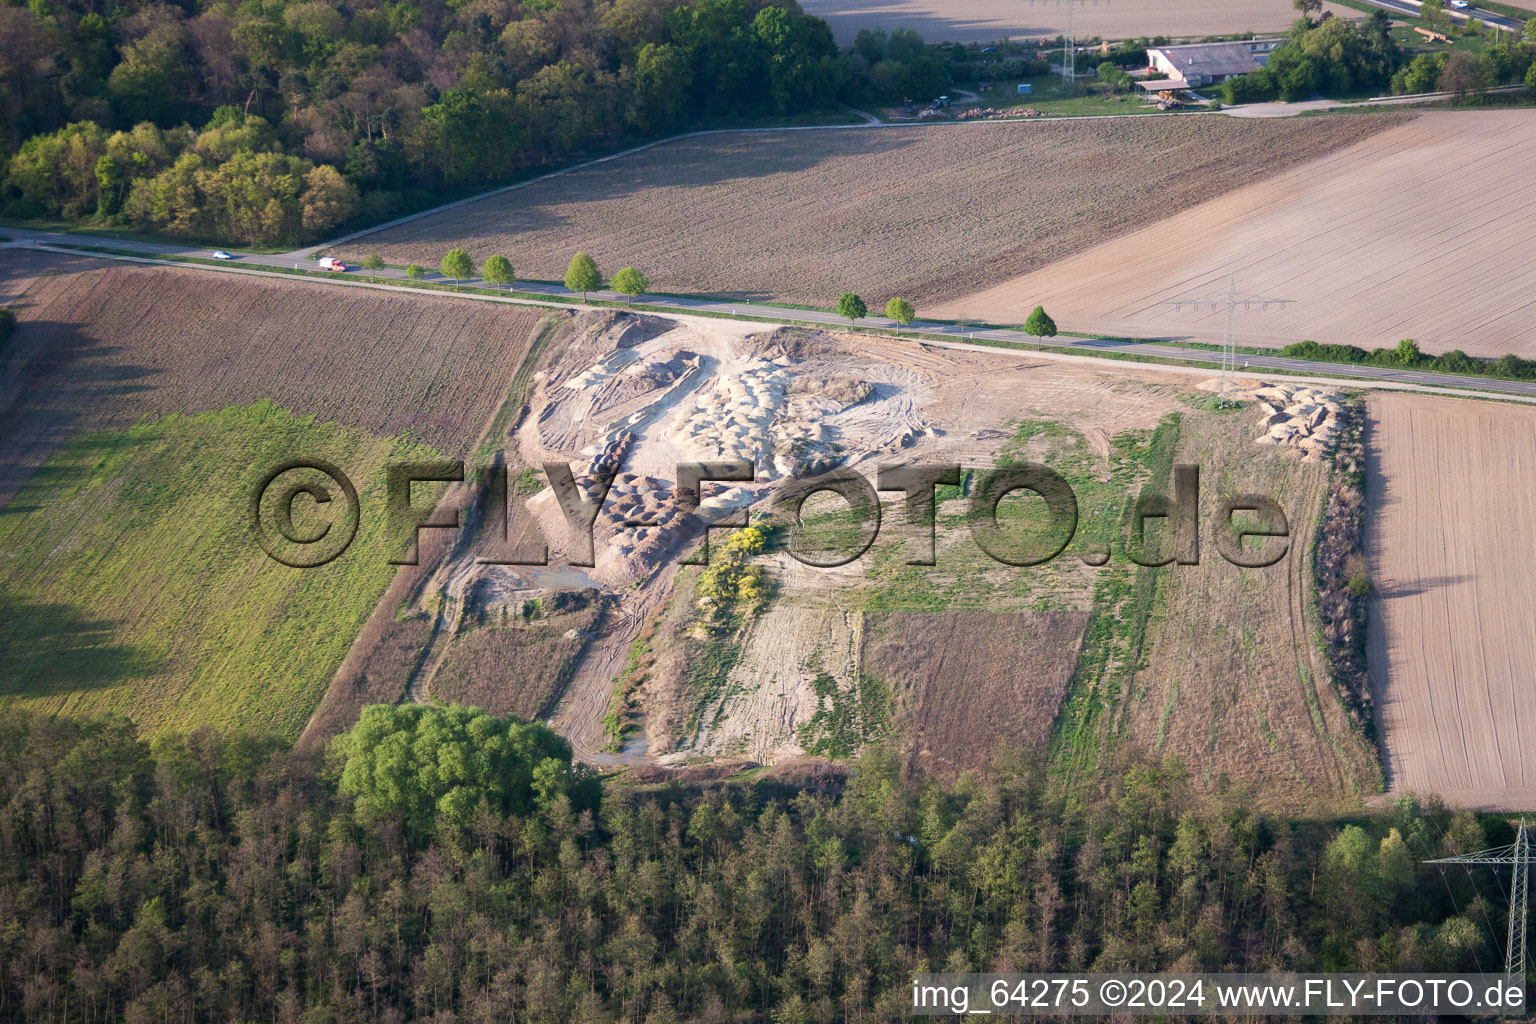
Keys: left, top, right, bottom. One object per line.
{"left": 0, "top": 401, "right": 441, "bottom": 739}
{"left": 969, "top": 76, "right": 1168, "bottom": 116}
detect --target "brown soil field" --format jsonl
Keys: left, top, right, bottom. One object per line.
{"left": 1365, "top": 393, "right": 1536, "bottom": 810}
{"left": 801, "top": 0, "right": 1353, "bottom": 44}
{"left": 430, "top": 603, "right": 602, "bottom": 719}
{"left": 0, "top": 250, "right": 549, "bottom": 503}
{"left": 862, "top": 610, "right": 1090, "bottom": 775}
{"left": 938, "top": 110, "right": 1536, "bottom": 357}
{"left": 356, "top": 115, "right": 1404, "bottom": 310}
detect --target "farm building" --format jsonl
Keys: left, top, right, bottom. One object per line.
{"left": 1143, "top": 38, "right": 1282, "bottom": 89}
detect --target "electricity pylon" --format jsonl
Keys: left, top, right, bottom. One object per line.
{"left": 1426, "top": 818, "right": 1532, "bottom": 981}
{"left": 1023, "top": 0, "right": 1109, "bottom": 93}
{"left": 1163, "top": 275, "right": 1294, "bottom": 405}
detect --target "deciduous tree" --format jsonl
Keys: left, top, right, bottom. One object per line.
{"left": 565, "top": 251, "right": 602, "bottom": 300}
{"left": 482, "top": 254, "right": 514, "bottom": 290}
{"left": 837, "top": 292, "right": 867, "bottom": 325}
{"left": 1024, "top": 305, "right": 1058, "bottom": 349}
{"left": 611, "top": 265, "right": 650, "bottom": 307}
{"left": 441, "top": 248, "right": 474, "bottom": 288}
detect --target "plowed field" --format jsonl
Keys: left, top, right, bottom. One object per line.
{"left": 357, "top": 115, "right": 1405, "bottom": 310}
{"left": 802, "top": 0, "right": 1354, "bottom": 44}
{"left": 940, "top": 110, "right": 1536, "bottom": 357}
{"left": 1365, "top": 392, "right": 1536, "bottom": 809}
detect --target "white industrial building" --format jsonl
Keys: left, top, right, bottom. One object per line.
{"left": 1140, "top": 38, "right": 1283, "bottom": 92}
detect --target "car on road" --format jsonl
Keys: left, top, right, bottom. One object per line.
{"left": 1450, "top": 1, "right": 1470, "bottom": 7}
{"left": 317, "top": 256, "right": 349, "bottom": 272}
{"left": 212, "top": 251, "right": 233, "bottom": 260}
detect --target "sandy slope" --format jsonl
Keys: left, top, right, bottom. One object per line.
{"left": 801, "top": 0, "right": 1354, "bottom": 44}
{"left": 936, "top": 110, "right": 1536, "bottom": 357}
{"left": 1366, "top": 392, "right": 1536, "bottom": 810}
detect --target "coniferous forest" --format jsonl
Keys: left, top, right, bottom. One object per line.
{"left": 0, "top": 705, "right": 1515, "bottom": 1023}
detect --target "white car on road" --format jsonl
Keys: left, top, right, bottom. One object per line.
{"left": 212, "top": 251, "right": 233, "bottom": 260}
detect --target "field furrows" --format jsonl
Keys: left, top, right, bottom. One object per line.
{"left": 357, "top": 115, "right": 1405, "bottom": 310}
{"left": 941, "top": 110, "right": 1536, "bottom": 356}
{"left": 1366, "top": 393, "right": 1536, "bottom": 809}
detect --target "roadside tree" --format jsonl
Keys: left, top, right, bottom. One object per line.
{"left": 565, "top": 252, "right": 602, "bottom": 300}
{"left": 837, "top": 292, "right": 867, "bottom": 325}
{"left": 362, "top": 253, "right": 383, "bottom": 280}
{"left": 886, "top": 297, "right": 915, "bottom": 326}
{"left": 482, "top": 254, "right": 514, "bottom": 290}
{"left": 611, "top": 266, "right": 650, "bottom": 307}
{"left": 441, "top": 249, "right": 474, "bottom": 289}
{"left": 1024, "top": 305, "right": 1058, "bottom": 349}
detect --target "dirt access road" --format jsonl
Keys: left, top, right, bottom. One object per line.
{"left": 1366, "top": 392, "right": 1536, "bottom": 810}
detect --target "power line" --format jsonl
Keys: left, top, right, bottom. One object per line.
{"left": 1163, "top": 275, "right": 1294, "bottom": 405}
{"left": 1022, "top": 0, "right": 1110, "bottom": 93}
{"left": 1426, "top": 818, "right": 1532, "bottom": 981}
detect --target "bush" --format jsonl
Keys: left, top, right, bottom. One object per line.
{"left": 331, "top": 704, "right": 596, "bottom": 838}
{"left": 697, "top": 526, "right": 769, "bottom": 621}
{"left": 1222, "top": 69, "right": 1279, "bottom": 104}
{"left": 1281, "top": 338, "right": 1536, "bottom": 382}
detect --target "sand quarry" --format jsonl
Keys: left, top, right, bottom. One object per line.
{"left": 403, "top": 310, "right": 1369, "bottom": 799}
{"left": 511, "top": 314, "right": 1199, "bottom": 762}
{"left": 939, "top": 110, "right": 1536, "bottom": 358}
{"left": 1366, "top": 393, "right": 1536, "bottom": 810}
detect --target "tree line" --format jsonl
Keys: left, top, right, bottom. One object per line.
{"left": 0, "top": 704, "right": 1518, "bottom": 1023}
{"left": 0, "top": 0, "right": 841, "bottom": 245}
{"left": 1222, "top": 8, "right": 1536, "bottom": 104}
{"left": 1283, "top": 337, "right": 1536, "bottom": 382}
{"left": 0, "top": 0, "right": 978, "bottom": 247}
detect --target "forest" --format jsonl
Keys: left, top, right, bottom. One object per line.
{"left": 0, "top": 0, "right": 962, "bottom": 245}
{"left": 0, "top": 704, "right": 1519, "bottom": 1023}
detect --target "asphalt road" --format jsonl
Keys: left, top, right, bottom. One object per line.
{"left": 8, "top": 226, "right": 1536, "bottom": 399}
{"left": 1354, "top": 0, "right": 1523, "bottom": 32}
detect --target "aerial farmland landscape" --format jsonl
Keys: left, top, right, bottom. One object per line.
{"left": 3, "top": 0, "right": 1536, "bottom": 1018}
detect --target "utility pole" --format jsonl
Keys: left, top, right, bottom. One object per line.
{"left": 1062, "top": 0, "right": 1077, "bottom": 92}
{"left": 1163, "top": 275, "right": 1294, "bottom": 405}
{"left": 1023, "top": 0, "right": 1107, "bottom": 94}
{"left": 1425, "top": 818, "right": 1532, "bottom": 982}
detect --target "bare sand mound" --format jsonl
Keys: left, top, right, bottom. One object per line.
{"left": 938, "top": 110, "right": 1536, "bottom": 357}
{"left": 802, "top": 0, "right": 1354, "bottom": 44}
{"left": 1366, "top": 392, "right": 1536, "bottom": 810}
